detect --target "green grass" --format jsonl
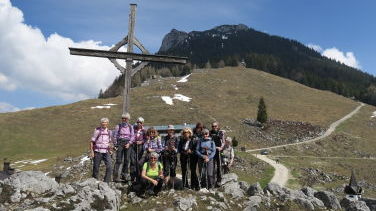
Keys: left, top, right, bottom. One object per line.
{"left": 234, "top": 151, "right": 275, "bottom": 187}
{"left": 272, "top": 105, "right": 376, "bottom": 197}
{"left": 0, "top": 67, "right": 358, "bottom": 171}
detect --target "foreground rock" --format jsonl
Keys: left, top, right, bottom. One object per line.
{"left": 0, "top": 171, "right": 374, "bottom": 211}
{"left": 0, "top": 171, "right": 121, "bottom": 210}
{"left": 341, "top": 196, "right": 370, "bottom": 211}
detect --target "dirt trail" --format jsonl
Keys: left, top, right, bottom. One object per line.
{"left": 248, "top": 103, "right": 364, "bottom": 187}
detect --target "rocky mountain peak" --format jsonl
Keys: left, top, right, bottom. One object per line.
{"left": 212, "top": 24, "right": 249, "bottom": 33}
{"left": 158, "top": 28, "right": 188, "bottom": 52}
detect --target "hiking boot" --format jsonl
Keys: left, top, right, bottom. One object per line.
{"left": 122, "top": 173, "right": 131, "bottom": 181}
{"left": 113, "top": 176, "right": 123, "bottom": 183}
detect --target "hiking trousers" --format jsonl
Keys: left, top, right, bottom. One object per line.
{"left": 92, "top": 151, "right": 112, "bottom": 183}
{"left": 198, "top": 158, "right": 214, "bottom": 189}
{"left": 140, "top": 177, "right": 163, "bottom": 195}
{"left": 180, "top": 153, "right": 190, "bottom": 188}
{"left": 130, "top": 144, "right": 144, "bottom": 182}
{"left": 190, "top": 154, "right": 199, "bottom": 190}
{"left": 213, "top": 150, "right": 222, "bottom": 185}
{"left": 162, "top": 151, "right": 177, "bottom": 177}
{"left": 114, "top": 139, "right": 131, "bottom": 180}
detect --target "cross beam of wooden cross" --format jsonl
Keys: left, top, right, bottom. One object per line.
{"left": 69, "top": 4, "right": 187, "bottom": 114}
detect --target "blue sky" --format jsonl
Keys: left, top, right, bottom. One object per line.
{"left": 0, "top": 0, "right": 375, "bottom": 112}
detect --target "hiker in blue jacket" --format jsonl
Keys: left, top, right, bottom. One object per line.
{"left": 196, "top": 128, "right": 216, "bottom": 189}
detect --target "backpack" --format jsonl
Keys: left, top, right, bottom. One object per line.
{"left": 95, "top": 127, "right": 111, "bottom": 142}
{"left": 117, "top": 123, "right": 133, "bottom": 138}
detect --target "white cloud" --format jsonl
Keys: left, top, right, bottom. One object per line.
{"left": 322, "top": 48, "right": 361, "bottom": 69}
{"left": 0, "top": 102, "right": 34, "bottom": 113}
{"left": 0, "top": 0, "right": 119, "bottom": 101}
{"left": 0, "top": 72, "right": 17, "bottom": 90}
{"left": 0, "top": 102, "right": 20, "bottom": 112}
{"left": 307, "top": 43, "right": 322, "bottom": 52}
{"left": 306, "top": 43, "right": 361, "bottom": 69}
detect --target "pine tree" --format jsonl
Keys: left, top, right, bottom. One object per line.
{"left": 257, "top": 97, "right": 268, "bottom": 123}
{"left": 98, "top": 89, "right": 103, "bottom": 99}
{"left": 232, "top": 137, "right": 238, "bottom": 148}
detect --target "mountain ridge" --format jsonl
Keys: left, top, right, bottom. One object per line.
{"left": 157, "top": 24, "right": 376, "bottom": 106}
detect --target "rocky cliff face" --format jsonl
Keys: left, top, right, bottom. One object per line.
{"left": 159, "top": 29, "right": 189, "bottom": 52}
{"left": 158, "top": 24, "right": 249, "bottom": 53}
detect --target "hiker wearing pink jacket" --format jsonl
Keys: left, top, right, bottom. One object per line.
{"left": 90, "top": 117, "right": 114, "bottom": 183}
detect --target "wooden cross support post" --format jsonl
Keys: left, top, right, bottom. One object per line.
{"left": 69, "top": 4, "right": 187, "bottom": 114}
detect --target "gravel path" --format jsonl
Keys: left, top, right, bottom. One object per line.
{"left": 248, "top": 102, "right": 364, "bottom": 187}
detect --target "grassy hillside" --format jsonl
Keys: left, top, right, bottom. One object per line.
{"left": 0, "top": 67, "right": 358, "bottom": 168}
{"left": 271, "top": 104, "right": 376, "bottom": 197}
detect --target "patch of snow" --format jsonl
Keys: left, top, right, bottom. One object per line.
{"left": 30, "top": 159, "right": 48, "bottom": 164}
{"left": 172, "top": 84, "right": 179, "bottom": 90}
{"left": 371, "top": 111, "right": 376, "bottom": 118}
{"left": 80, "top": 156, "right": 91, "bottom": 165}
{"left": 222, "top": 35, "right": 228, "bottom": 40}
{"left": 14, "top": 160, "right": 31, "bottom": 164}
{"left": 45, "top": 172, "right": 50, "bottom": 176}
{"left": 173, "top": 94, "right": 192, "bottom": 102}
{"left": 103, "top": 103, "right": 117, "bottom": 106}
{"left": 91, "top": 105, "right": 111, "bottom": 109}
{"left": 177, "top": 74, "right": 191, "bottom": 83}
{"left": 17, "top": 165, "right": 25, "bottom": 168}
{"left": 161, "top": 96, "right": 174, "bottom": 105}
{"left": 66, "top": 167, "right": 71, "bottom": 170}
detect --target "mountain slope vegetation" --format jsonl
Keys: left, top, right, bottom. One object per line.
{"left": 157, "top": 24, "right": 376, "bottom": 106}
{"left": 0, "top": 67, "right": 358, "bottom": 165}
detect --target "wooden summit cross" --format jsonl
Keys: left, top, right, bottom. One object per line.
{"left": 69, "top": 4, "right": 187, "bottom": 114}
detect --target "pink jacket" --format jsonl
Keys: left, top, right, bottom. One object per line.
{"left": 91, "top": 127, "right": 113, "bottom": 153}
{"left": 134, "top": 126, "right": 146, "bottom": 144}
{"left": 113, "top": 123, "right": 134, "bottom": 143}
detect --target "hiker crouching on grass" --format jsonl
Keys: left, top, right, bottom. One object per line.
{"left": 162, "top": 125, "right": 179, "bottom": 188}
{"left": 130, "top": 117, "right": 146, "bottom": 183}
{"left": 140, "top": 152, "right": 164, "bottom": 196}
{"left": 221, "top": 137, "right": 234, "bottom": 174}
{"left": 196, "top": 129, "right": 216, "bottom": 189}
{"left": 90, "top": 117, "right": 114, "bottom": 183}
{"left": 113, "top": 113, "right": 134, "bottom": 182}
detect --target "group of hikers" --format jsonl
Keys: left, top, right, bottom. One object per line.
{"left": 89, "top": 113, "right": 235, "bottom": 196}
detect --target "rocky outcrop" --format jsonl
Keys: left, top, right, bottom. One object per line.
{"left": 0, "top": 170, "right": 373, "bottom": 211}
{"left": 159, "top": 29, "right": 189, "bottom": 52}
{"left": 0, "top": 171, "right": 121, "bottom": 210}
{"left": 314, "top": 191, "right": 341, "bottom": 209}
{"left": 341, "top": 196, "right": 370, "bottom": 211}
{"left": 247, "top": 182, "right": 263, "bottom": 196}
{"left": 174, "top": 195, "right": 197, "bottom": 211}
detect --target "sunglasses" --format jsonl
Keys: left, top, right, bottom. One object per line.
{"left": 150, "top": 157, "right": 157, "bottom": 160}
{"left": 204, "top": 133, "right": 209, "bottom": 135}
{"left": 212, "top": 125, "right": 218, "bottom": 127}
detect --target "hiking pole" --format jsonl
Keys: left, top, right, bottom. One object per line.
{"left": 199, "top": 159, "right": 205, "bottom": 189}
{"left": 135, "top": 144, "right": 139, "bottom": 183}
{"left": 205, "top": 148, "right": 209, "bottom": 190}
{"left": 172, "top": 155, "right": 176, "bottom": 189}
{"left": 185, "top": 155, "right": 190, "bottom": 188}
